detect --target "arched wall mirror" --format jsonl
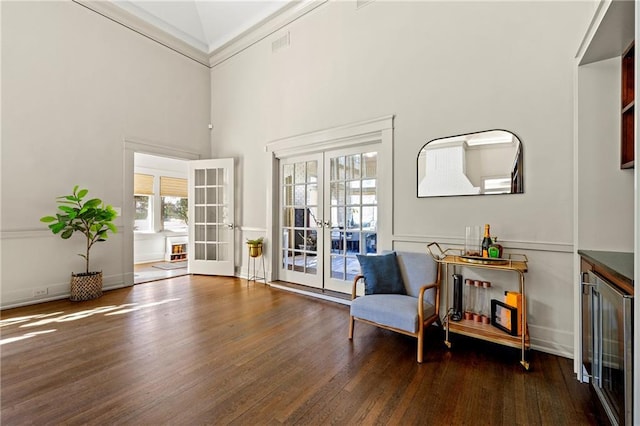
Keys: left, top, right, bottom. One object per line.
{"left": 417, "top": 129, "right": 523, "bottom": 197}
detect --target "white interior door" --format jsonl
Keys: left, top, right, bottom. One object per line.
{"left": 188, "top": 158, "right": 235, "bottom": 276}
{"left": 323, "top": 148, "right": 378, "bottom": 293}
{"left": 278, "top": 148, "right": 378, "bottom": 293}
{"left": 279, "top": 154, "right": 324, "bottom": 288}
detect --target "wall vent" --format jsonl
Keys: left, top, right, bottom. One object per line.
{"left": 272, "top": 32, "right": 290, "bottom": 53}
{"left": 356, "top": 0, "right": 375, "bottom": 9}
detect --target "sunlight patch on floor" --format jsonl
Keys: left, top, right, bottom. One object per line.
{"left": 0, "top": 298, "right": 182, "bottom": 346}
{"left": 0, "top": 329, "right": 57, "bottom": 345}
{"left": 0, "top": 312, "right": 65, "bottom": 327}
{"left": 104, "top": 299, "right": 181, "bottom": 315}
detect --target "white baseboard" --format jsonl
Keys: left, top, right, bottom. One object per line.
{"left": 528, "top": 324, "right": 574, "bottom": 359}
{"left": 134, "top": 254, "right": 165, "bottom": 264}
{"left": 1, "top": 273, "right": 131, "bottom": 310}
{"left": 268, "top": 282, "right": 351, "bottom": 306}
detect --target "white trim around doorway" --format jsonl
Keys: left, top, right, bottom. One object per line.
{"left": 123, "top": 138, "right": 201, "bottom": 286}
{"left": 264, "top": 115, "right": 394, "bottom": 284}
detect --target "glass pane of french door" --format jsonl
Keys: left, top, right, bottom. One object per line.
{"left": 324, "top": 150, "right": 377, "bottom": 293}
{"left": 279, "top": 154, "right": 323, "bottom": 288}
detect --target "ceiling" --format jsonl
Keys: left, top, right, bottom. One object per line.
{"left": 112, "top": 0, "right": 292, "bottom": 54}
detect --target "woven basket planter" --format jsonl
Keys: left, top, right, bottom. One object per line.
{"left": 70, "top": 271, "right": 103, "bottom": 301}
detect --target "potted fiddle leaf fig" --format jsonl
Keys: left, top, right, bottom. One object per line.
{"left": 40, "top": 186, "right": 118, "bottom": 301}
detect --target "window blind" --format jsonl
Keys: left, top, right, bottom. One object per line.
{"left": 160, "top": 177, "right": 188, "bottom": 198}
{"left": 134, "top": 173, "right": 154, "bottom": 195}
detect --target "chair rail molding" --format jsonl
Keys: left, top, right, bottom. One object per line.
{"left": 392, "top": 234, "right": 573, "bottom": 253}
{"left": 0, "top": 229, "right": 53, "bottom": 239}
{"left": 0, "top": 227, "right": 125, "bottom": 240}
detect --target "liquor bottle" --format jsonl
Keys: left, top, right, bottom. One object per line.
{"left": 481, "top": 224, "right": 492, "bottom": 257}
{"left": 489, "top": 237, "right": 503, "bottom": 258}
{"left": 451, "top": 274, "right": 463, "bottom": 321}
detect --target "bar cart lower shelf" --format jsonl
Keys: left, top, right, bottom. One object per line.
{"left": 428, "top": 242, "right": 531, "bottom": 370}
{"left": 444, "top": 319, "right": 530, "bottom": 368}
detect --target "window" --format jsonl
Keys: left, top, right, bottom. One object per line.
{"left": 162, "top": 196, "right": 188, "bottom": 231}
{"left": 160, "top": 177, "right": 188, "bottom": 232}
{"left": 134, "top": 173, "right": 154, "bottom": 231}
{"left": 482, "top": 176, "right": 511, "bottom": 194}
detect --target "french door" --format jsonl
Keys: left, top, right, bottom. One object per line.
{"left": 279, "top": 147, "right": 378, "bottom": 293}
{"left": 188, "top": 158, "right": 235, "bottom": 276}
{"left": 324, "top": 148, "right": 378, "bottom": 293}
{"left": 279, "top": 154, "right": 323, "bottom": 287}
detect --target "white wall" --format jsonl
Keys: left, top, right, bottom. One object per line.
{"left": 0, "top": 0, "right": 603, "bottom": 357}
{"left": 577, "top": 58, "right": 634, "bottom": 251}
{"left": 210, "top": 1, "right": 595, "bottom": 356}
{"left": 1, "top": 1, "right": 210, "bottom": 307}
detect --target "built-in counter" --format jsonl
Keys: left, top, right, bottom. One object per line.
{"left": 578, "top": 250, "right": 634, "bottom": 295}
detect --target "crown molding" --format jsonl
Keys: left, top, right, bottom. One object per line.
{"left": 208, "top": 0, "right": 328, "bottom": 68}
{"left": 73, "top": 0, "right": 210, "bottom": 67}
{"left": 73, "top": 0, "right": 327, "bottom": 69}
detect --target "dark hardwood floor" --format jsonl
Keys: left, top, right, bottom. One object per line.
{"left": 1, "top": 275, "right": 606, "bottom": 425}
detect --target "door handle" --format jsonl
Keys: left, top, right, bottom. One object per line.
{"left": 581, "top": 272, "right": 595, "bottom": 294}
{"left": 225, "top": 223, "right": 235, "bottom": 229}
{"left": 581, "top": 282, "right": 595, "bottom": 295}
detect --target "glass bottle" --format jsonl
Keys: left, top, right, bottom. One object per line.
{"left": 464, "top": 279, "right": 475, "bottom": 321}
{"left": 473, "top": 280, "right": 482, "bottom": 321}
{"left": 480, "top": 281, "right": 491, "bottom": 324}
{"left": 489, "top": 237, "right": 503, "bottom": 258}
{"left": 481, "top": 224, "right": 492, "bottom": 258}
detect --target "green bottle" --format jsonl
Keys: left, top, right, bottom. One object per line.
{"left": 481, "top": 224, "right": 492, "bottom": 258}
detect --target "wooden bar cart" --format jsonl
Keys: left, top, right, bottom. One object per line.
{"left": 428, "top": 242, "right": 530, "bottom": 370}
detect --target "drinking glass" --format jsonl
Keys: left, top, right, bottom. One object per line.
{"left": 464, "top": 226, "right": 481, "bottom": 256}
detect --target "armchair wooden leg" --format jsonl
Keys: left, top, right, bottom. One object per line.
{"left": 348, "top": 316, "right": 355, "bottom": 339}
{"left": 417, "top": 331, "right": 424, "bottom": 363}
{"left": 435, "top": 317, "right": 443, "bottom": 329}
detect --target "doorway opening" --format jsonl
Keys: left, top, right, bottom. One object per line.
{"left": 133, "top": 152, "right": 189, "bottom": 284}
{"left": 266, "top": 115, "right": 394, "bottom": 296}
{"left": 278, "top": 149, "right": 378, "bottom": 293}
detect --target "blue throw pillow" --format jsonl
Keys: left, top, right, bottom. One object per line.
{"left": 356, "top": 252, "right": 406, "bottom": 295}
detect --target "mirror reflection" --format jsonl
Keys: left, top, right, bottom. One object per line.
{"left": 417, "top": 130, "right": 523, "bottom": 197}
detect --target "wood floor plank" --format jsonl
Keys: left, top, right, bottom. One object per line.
{"left": 1, "top": 275, "right": 607, "bottom": 425}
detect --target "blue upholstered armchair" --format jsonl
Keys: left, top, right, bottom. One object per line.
{"left": 348, "top": 251, "right": 441, "bottom": 363}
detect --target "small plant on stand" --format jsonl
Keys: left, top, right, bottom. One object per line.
{"left": 246, "top": 237, "right": 264, "bottom": 258}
